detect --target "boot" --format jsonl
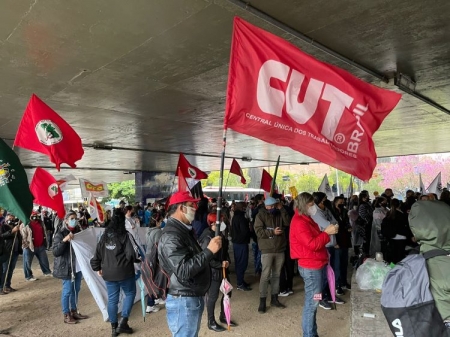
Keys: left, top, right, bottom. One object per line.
{"left": 64, "top": 313, "right": 78, "bottom": 324}
{"left": 271, "top": 294, "right": 286, "bottom": 309}
{"left": 219, "top": 312, "right": 238, "bottom": 327}
{"left": 71, "top": 309, "right": 88, "bottom": 319}
{"left": 207, "top": 318, "right": 226, "bottom": 332}
{"left": 117, "top": 317, "right": 133, "bottom": 334}
{"left": 111, "top": 323, "right": 118, "bottom": 337}
{"left": 258, "top": 297, "right": 266, "bottom": 314}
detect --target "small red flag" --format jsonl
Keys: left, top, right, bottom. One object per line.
{"left": 14, "top": 94, "right": 84, "bottom": 171}
{"left": 30, "top": 167, "right": 66, "bottom": 218}
{"left": 176, "top": 153, "right": 208, "bottom": 180}
{"left": 260, "top": 169, "right": 273, "bottom": 193}
{"left": 224, "top": 17, "right": 402, "bottom": 181}
{"left": 229, "top": 159, "right": 247, "bottom": 184}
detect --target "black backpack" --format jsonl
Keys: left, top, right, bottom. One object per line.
{"left": 140, "top": 242, "right": 171, "bottom": 300}
{"left": 381, "top": 249, "right": 450, "bottom": 337}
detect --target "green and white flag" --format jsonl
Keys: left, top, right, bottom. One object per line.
{"left": 0, "top": 138, "right": 33, "bottom": 224}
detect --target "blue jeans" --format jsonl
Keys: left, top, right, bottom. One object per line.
{"left": 1, "top": 252, "right": 19, "bottom": 288}
{"left": 105, "top": 276, "right": 136, "bottom": 324}
{"left": 299, "top": 266, "right": 324, "bottom": 337}
{"left": 147, "top": 294, "right": 155, "bottom": 306}
{"left": 166, "top": 295, "right": 204, "bottom": 337}
{"left": 23, "top": 246, "right": 52, "bottom": 280}
{"left": 233, "top": 243, "right": 249, "bottom": 286}
{"left": 61, "top": 271, "right": 82, "bottom": 314}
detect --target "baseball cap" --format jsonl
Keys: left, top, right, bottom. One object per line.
{"left": 168, "top": 191, "right": 200, "bottom": 206}
{"left": 264, "top": 197, "right": 277, "bottom": 206}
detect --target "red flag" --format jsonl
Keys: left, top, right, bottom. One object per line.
{"left": 260, "top": 169, "right": 273, "bottom": 193}
{"left": 229, "top": 159, "right": 247, "bottom": 184}
{"left": 177, "top": 167, "right": 189, "bottom": 192}
{"left": 176, "top": 153, "right": 208, "bottom": 180}
{"left": 224, "top": 17, "right": 402, "bottom": 181}
{"left": 14, "top": 94, "right": 84, "bottom": 170}
{"left": 30, "top": 167, "right": 66, "bottom": 218}
{"left": 89, "top": 194, "right": 105, "bottom": 223}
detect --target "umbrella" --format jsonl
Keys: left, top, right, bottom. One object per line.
{"left": 136, "top": 273, "right": 147, "bottom": 321}
{"left": 219, "top": 267, "right": 233, "bottom": 330}
{"left": 326, "top": 254, "right": 336, "bottom": 310}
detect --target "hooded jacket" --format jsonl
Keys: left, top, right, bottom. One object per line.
{"left": 52, "top": 223, "right": 81, "bottom": 280}
{"left": 254, "top": 207, "right": 290, "bottom": 254}
{"left": 409, "top": 201, "right": 450, "bottom": 321}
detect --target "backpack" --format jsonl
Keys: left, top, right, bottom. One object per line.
{"left": 381, "top": 249, "right": 450, "bottom": 337}
{"left": 140, "top": 242, "right": 171, "bottom": 300}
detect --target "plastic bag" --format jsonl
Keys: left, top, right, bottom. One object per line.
{"left": 356, "top": 258, "right": 391, "bottom": 290}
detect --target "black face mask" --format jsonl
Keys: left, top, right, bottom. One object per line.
{"left": 338, "top": 204, "right": 345, "bottom": 209}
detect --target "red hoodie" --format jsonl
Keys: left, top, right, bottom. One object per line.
{"left": 290, "top": 211, "right": 330, "bottom": 269}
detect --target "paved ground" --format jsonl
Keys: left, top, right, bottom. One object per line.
{"left": 0, "top": 246, "right": 352, "bottom": 337}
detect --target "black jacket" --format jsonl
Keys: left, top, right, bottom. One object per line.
{"left": 198, "top": 227, "right": 230, "bottom": 282}
{"left": 0, "top": 222, "right": 22, "bottom": 255}
{"left": 90, "top": 231, "right": 136, "bottom": 282}
{"left": 52, "top": 226, "right": 81, "bottom": 280}
{"left": 158, "top": 217, "right": 214, "bottom": 297}
{"left": 231, "top": 210, "right": 250, "bottom": 244}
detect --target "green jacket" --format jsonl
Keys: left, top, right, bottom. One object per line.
{"left": 409, "top": 201, "right": 450, "bottom": 320}
{"left": 254, "top": 207, "right": 290, "bottom": 254}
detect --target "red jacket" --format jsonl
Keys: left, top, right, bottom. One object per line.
{"left": 290, "top": 211, "right": 330, "bottom": 269}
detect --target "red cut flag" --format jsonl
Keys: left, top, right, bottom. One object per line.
{"left": 229, "top": 159, "right": 247, "bottom": 184}
{"left": 224, "top": 17, "right": 402, "bottom": 181}
{"left": 14, "top": 94, "right": 84, "bottom": 170}
{"left": 177, "top": 167, "right": 189, "bottom": 192}
{"left": 30, "top": 167, "right": 66, "bottom": 218}
{"left": 176, "top": 153, "right": 208, "bottom": 180}
{"left": 260, "top": 169, "right": 273, "bottom": 193}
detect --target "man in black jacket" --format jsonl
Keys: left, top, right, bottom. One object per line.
{"left": 158, "top": 191, "right": 222, "bottom": 337}
{"left": 0, "top": 213, "right": 21, "bottom": 294}
{"left": 231, "top": 202, "right": 252, "bottom": 291}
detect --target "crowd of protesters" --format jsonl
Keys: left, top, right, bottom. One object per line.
{"left": 1, "top": 185, "right": 450, "bottom": 336}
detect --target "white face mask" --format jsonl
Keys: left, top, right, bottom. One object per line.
{"left": 308, "top": 204, "right": 318, "bottom": 216}
{"left": 183, "top": 205, "right": 196, "bottom": 224}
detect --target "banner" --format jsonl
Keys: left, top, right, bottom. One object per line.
{"left": 224, "top": 17, "right": 402, "bottom": 181}
{"left": 79, "top": 178, "right": 108, "bottom": 198}
{"left": 70, "top": 227, "right": 148, "bottom": 321}
{"left": 289, "top": 186, "right": 298, "bottom": 199}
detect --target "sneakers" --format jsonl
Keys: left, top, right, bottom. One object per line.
{"left": 26, "top": 277, "right": 37, "bottom": 281}
{"left": 155, "top": 298, "right": 165, "bottom": 305}
{"left": 278, "top": 291, "right": 290, "bottom": 297}
{"left": 287, "top": 288, "right": 294, "bottom": 294}
{"left": 44, "top": 273, "right": 53, "bottom": 277}
{"left": 328, "top": 296, "right": 345, "bottom": 305}
{"left": 444, "top": 321, "right": 450, "bottom": 329}
{"left": 237, "top": 284, "right": 252, "bottom": 291}
{"left": 146, "top": 305, "right": 160, "bottom": 313}
{"left": 336, "top": 286, "right": 345, "bottom": 296}
{"left": 342, "top": 282, "right": 352, "bottom": 290}
{"left": 319, "top": 300, "right": 332, "bottom": 310}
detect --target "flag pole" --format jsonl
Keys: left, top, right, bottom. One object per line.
{"left": 270, "top": 155, "right": 280, "bottom": 197}
{"left": 215, "top": 129, "right": 227, "bottom": 237}
{"left": 224, "top": 171, "right": 230, "bottom": 192}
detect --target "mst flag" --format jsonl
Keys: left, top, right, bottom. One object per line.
{"left": 176, "top": 153, "right": 208, "bottom": 180}
{"left": 224, "top": 17, "right": 402, "bottom": 181}
{"left": 229, "top": 159, "right": 246, "bottom": 184}
{"left": 177, "top": 167, "right": 189, "bottom": 193}
{"left": 30, "top": 167, "right": 66, "bottom": 218}
{"left": 14, "top": 94, "right": 84, "bottom": 170}
{"left": 79, "top": 178, "right": 108, "bottom": 198}
{"left": 260, "top": 169, "right": 273, "bottom": 193}
{"left": 0, "top": 138, "right": 33, "bottom": 225}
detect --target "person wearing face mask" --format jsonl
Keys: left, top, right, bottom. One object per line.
{"left": 358, "top": 190, "right": 374, "bottom": 255}
{"left": 20, "top": 211, "right": 52, "bottom": 281}
{"left": 370, "top": 196, "right": 388, "bottom": 258}
{"left": 52, "top": 211, "right": 88, "bottom": 324}
{"left": 290, "top": 192, "right": 339, "bottom": 337}
{"left": 198, "top": 213, "right": 236, "bottom": 332}
{"left": 254, "top": 196, "right": 290, "bottom": 313}
{"left": 310, "top": 192, "right": 345, "bottom": 309}
{"left": 158, "top": 191, "right": 222, "bottom": 337}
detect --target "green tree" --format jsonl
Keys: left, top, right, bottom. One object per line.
{"left": 107, "top": 180, "right": 136, "bottom": 204}
{"left": 202, "top": 169, "right": 251, "bottom": 188}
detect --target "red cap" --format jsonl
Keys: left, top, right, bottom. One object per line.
{"left": 168, "top": 191, "right": 200, "bottom": 206}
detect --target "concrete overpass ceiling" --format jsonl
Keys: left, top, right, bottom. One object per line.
{"left": 1, "top": 0, "right": 449, "bottom": 182}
